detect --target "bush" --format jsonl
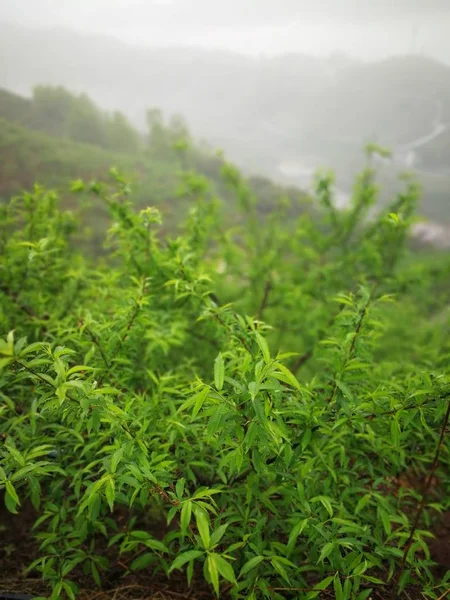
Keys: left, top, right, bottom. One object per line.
{"left": 0, "top": 160, "right": 449, "bottom": 600}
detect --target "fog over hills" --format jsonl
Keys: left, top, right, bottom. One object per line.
{"left": 1, "top": 23, "right": 449, "bottom": 165}
{"left": 2, "top": 0, "right": 450, "bottom": 60}
{"left": 1, "top": 11, "right": 450, "bottom": 224}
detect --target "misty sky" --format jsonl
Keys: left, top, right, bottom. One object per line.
{"left": 2, "top": 0, "right": 450, "bottom": 61}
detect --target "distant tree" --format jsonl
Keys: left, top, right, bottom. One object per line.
{"left": 107, "top": 111, "right": 141, "bottom": 153}
{"left": 65, "top": 92, "right": 107, "bottom": 147}
{"left": 28, "top": 86, "right": 144, "bottom": 153}
{"left": 168, "top": 113, "right": 191, "bottom": 146}
{"left": 146, "top": 107, "right": 170, "bottom": 156}
{"left": 30, "top": 86, "right": 74, "bottom": 137}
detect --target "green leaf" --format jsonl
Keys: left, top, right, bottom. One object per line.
{"left": 95, "top": 386, "right": 122, "bottom": 395}
{"left": 71, "top": 179, "right": 85, "bottom": 192}
{"left": 355, "top": 494, "right": 371, "bottom": 515}
{"left": 214, "top": 353, "right": 225, "bottom": 391}
{"left": 67, "top": 365, "right": 94, "bottom": 376}
{"left": 131, "top": 530, "right": 152, "bottom": 540}
{"left": 343, "top": 578, "right": 353, "bottom": 598}
{"left": 192, "top": 487, "right": 223, "bottom": 499}
{"left": 271, "top": 557, "right": 291, "bottom": 584}
{"left": 335, "top": 380, "right": 354, "bottom": 401}
{"left": 179, "top": 387, "right": 208, "bottom": 415}
{"left": 176, "top": 478, "right": 185, "bottom": 499}
{"left": 390, "top": 419, "right": 400, "bottom": 447}
{"left": 248, "top": 381, "right": 258, "bottom": 401}
{"left": 180, "top": 501, "right": 192, "bottom": 537}
{"left": 91, "top": 561, "right": 101, "bottom": 586}
{"left": 143, "top": 539, "right": 168, "bottom": 553}
{"left": 105, "top": 478, "right": 115, "bottom": 512}
{"left": 378, "top": 508, "right": 392, "bottom": 536}
{"left": 318, "top": 542, "right": 335, "bottom": 563}
{"left": 110, "top": 447, "right": 124, "bottom": 473}
{"left": 271, "top": 364, "right": 301, "bottom": 391}
{"left": 287, "top": 518, "right": 308, "bottom": 552}
{"left": 5, "top": 331, "right": 14, "bottom": 354}
{"left": 334, "top": 575, "right": 344, "bottom": 600}
{"left": 130, "top": 552, "right": 155, "bottom": 571}
{"left": 255, "top": 333, "right": 270, "bottom": 364}
{"left": 61, "top": 557, "right": 85, "bottom": 577}
{"left": 213, "top": 554, "right": 236, "bottom": 585}
{"left": 352, "top": 560, "right": 368, "bottom": 576}
{"left": 206, "top": 403, "right": 228, "bottom": 438}
{"left": 18, "top": 342, "right": 47, "bottom": 357}
{"left": 239, "top": 555, "right": 264, "bottom": 577}
{"left": 306, "top": 575, "right": 335, "bottom": 599}
{"left": 169, "top": 550, "right": 203, "bottom": 572}
{"left": 252, "top": 396, "right": 267, "bottom": 427}
{"left": 6, "top": 445, "right": 26, "bottom": 467}
{"left": 5, "top": 489, "right": 19, "bottom": 513}
{"left": 311, "top": 495, "right": 334, "bottom": 518}
{"left": 62, "top": 581, "right": 76, "bottom": 600}
{"left": 0, "top": 357, "right": 13, "bottom": 370}
{"left": 196, "top": 509, "right": 211, "bottom": 549}
{"left": 207, "top": 554, "right": 220, "bottom": 596}
{"left": 187, "top": 559, "right": 194, "bottom": 586}
{"left": 209, "top": 523, "right": 229, "bottom": 548}
{"left": 51, "top": 582, "right": 63, "bottom": 600}
{"left": 5, "top": 480, "right": 20, "bottom": 513}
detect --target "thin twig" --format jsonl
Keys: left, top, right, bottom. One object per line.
{"left": 16, "top": 361, "right": 55, "bottom": 387}
{"left": 327, "top": 290, "right": 372, "bottom": 404}
{"left": 290, "top": 305, "right": 346, "bottom": 374}
{"left": 214, "top": 313, "right": 250, "bottom": 353}
{"left": 270, "top": 585, "right": 332, "bottom": 593}
{"left": 375, "top": 391, "right": 449, "bottom": 417}
{"left": 87, "top": 591, "right": 110, "bottom": 600}
{"left": 187, "top": 328, "right": 219, "bottom": 349}
{"left": 436, "top": 588, "right": 450, "bottom": 600}
{"left": 291, "top": 350, "right": 313, "bottom": 374}
{"left": 97, "top": 281, "right": 146, "bottom": 386}
{"left": 257, "top": 280, "right": 272, "bottom": 321}
{"left": 85, "top": 327, "right": 111, "bottom": 370}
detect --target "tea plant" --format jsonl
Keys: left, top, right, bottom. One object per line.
{"left": 0, "top": 159, "right": 449, "bottom": 600}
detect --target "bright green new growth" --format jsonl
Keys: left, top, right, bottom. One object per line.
{"left": 0, "top": 159, "right": 449, "bottom": 600}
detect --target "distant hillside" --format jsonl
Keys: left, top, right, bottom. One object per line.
{"left": 0, "top": 88, "right": 310, "bottom": 244}
{"left": 0, "top": 20, "right": 449, "bottom": 222}
{"left": 0, "top": 86, "right": 142, "bottom": 153}
{"left": 0, "top": 22, "right": 338, "bottom": 171}
{"left": 1, "top": 23, "right": 450, "bottom": 172}
{"left": 0, "top": 116, "right": 183, "bottom": 244}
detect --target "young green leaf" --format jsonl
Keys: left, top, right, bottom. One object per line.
{"left": 180, "top": 501, "right": 192, "bottom": 537}
{"left": 213, "top": 554, "right": 236, "bottom": 585}
{"left": 130, "top": 553, "right": 155, "bottom": 571}
{"left": 239, "top": 555, "right": 264, "bottom": 577}
{"left": 255, "top": 332, "right": 270, "bottom": 364}
{"left": 195, "top": 509, "right": 211, "bottom": 549}
{"left": 214, "top": 353, "right": 225, "bottom": 391}
{"left": 170, "top": 550, "right": 204, "bottom": 572}
{"left": 207, "top": 554, "right": 220, "bottom": 596}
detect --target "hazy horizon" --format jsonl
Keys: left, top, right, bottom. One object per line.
{"left": 2, "top": 0, "right": 450, "bottom": 63}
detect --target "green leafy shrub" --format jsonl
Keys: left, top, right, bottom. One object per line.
{"left": 0, "top": 161, "right": 449, "bottom": 600}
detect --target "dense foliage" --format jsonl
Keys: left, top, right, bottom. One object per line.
{"left": 1, "top": 156, "right": 449, "bottom": 600}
